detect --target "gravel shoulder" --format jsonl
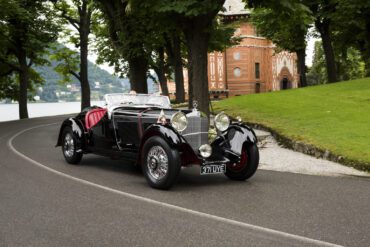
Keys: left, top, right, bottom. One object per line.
{"left": 255, "top": 129, "right": 370, "bottom": 177}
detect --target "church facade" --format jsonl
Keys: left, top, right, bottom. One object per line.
{"left": 166, "top": 0, "right": 299, "bottom": 99}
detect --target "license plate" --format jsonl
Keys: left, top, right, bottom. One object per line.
{"left": 200, "top": 164, "right": 226, "bottom": 175}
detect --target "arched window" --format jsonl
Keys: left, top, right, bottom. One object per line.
{"left": 233, "top": 52, "right": 241, "bottom": 60}
{"left": 233, "top": 67, "right": 241, "bottom": 77}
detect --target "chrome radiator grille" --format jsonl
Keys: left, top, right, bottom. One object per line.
{"left": 181, "top": 115, "right": 208, "bottom": 150}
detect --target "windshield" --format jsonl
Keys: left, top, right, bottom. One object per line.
{"left": 104, "top": 93, "right": 171, "bottom": 108}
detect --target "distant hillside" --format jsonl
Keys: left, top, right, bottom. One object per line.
{"left": 34, "top": 46, "right": 159, "bottom": 102}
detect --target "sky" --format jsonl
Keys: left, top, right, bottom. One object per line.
{"left": 306, "top": 36, "right": 320, "bottom": 67}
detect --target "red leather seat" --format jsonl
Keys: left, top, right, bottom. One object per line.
{"left": 85, "top": 108, "right": 107, "bottom": 130}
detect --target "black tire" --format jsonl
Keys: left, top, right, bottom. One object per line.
{"left": 225, "top": 143, "right": 259, "bottom": 181}
{"left": 141, "top": 136, "right": 181, "bottom": 190}
{"left": 61, "top": 126, "right": 83, "bottom": 164}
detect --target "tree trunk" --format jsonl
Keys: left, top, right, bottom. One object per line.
{"left": 128, "top": 56, "right": 148, "bottom": 93}
{"left": 153, "top": 69, "right": 168, "bottom": 96}
{"left": 359, "top": 42, "right": 370, "bottom": 78}
{"left": 79, "top": 2, "right": 91, "bottom": 110}
{"left": 154, "top": 48, "right": 169, "bottom": 96}
{"left": 296, "top": 48, "right": 307, "bottom": 87}
{"left": 80, "top": 33, "right": 91, "bottom": 110}
{"left": 187, "top": 56, "right": 193, "bottom": 109}
{"left": 184, "top": 22, "right": 210, "bottom": 115}
{"left": 364, "top": 54, "right": 370, "bottom": 78}
{"left": 18, "top": 50, "right": 29, "bottom": 119}
{"left": 156, "top": 70, "right": 169, "bottom": 96}
{"left": 172, "top": 35, "right": 185, "bottom": 103}
{"left": 315, "top": 20, "right": 338, "bottom": 83}
{"left": 339, "top": 49, "right": 349, "bottom": 81}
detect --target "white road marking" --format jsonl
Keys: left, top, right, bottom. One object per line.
{"left": 8, "top": 123, "right": 342, "bottom": 247}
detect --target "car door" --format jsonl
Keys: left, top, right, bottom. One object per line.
{"left": 112, "top": 110, "right": 141, "bottom": 149}
{"left": 89, "top": 115, "right": 117, "bottom": 153}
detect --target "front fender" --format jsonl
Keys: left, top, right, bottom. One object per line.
{"left": 56, "top": 118, "right": 86, "bottom": 149}
{"left": 137, "top": 124, "right": 199, "bottom": 166}
{"left": 139, "top": 124, "right": 186, "bottom": 150}
{"left": 212, "top": 123, "right": 257, "bottom": 156}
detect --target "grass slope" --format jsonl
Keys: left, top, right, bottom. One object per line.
{"left": 214, "top": 78, "right": 370, "bottom": 170}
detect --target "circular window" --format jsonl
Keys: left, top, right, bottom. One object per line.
{"left": 233, "top": 52, "right": 241, "bottom": 60}
{"left": 233, "top": 67, "right": 241, "bottom": 77}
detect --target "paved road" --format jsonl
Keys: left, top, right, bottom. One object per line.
{"left": 0, "top": 115, "right": 369, "bottom": 246}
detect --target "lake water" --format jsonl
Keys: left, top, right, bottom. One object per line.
{"left": 0, "top": 101, "right": 105, "bottom": 122}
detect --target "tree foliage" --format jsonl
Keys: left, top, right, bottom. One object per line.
{"left": 251, "top": 7, "right": 311, "bottom": 53}
{"left": 248, "top": 0, "right": 370, "bottom": 82}
{"left": 332, "top": 0, "right": 370, "bottom": 77}
{"left": 251, "top": 6, "right": 312, "bottom": 86}
{"left": 52, "top": 0, "right": 97, "bottom": 110}
{"left": 0, "top": 0, "right": 59, "bottom": 118}
{"left": 50, "top": 46, "right": 80, "bottom": 84}
{"left": 95, "top": 0, "right": 155, "bottom": 93}
{"left": 307, "top": 41, "right": 366, "bottom": 85}
{"left": 134, "top": 0, "right": 226, "bottom": 114}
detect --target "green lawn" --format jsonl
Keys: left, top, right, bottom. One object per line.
{"left": 213, "top": 78, "right": 370, "bottom": 171}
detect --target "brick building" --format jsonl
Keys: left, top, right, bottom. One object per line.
{"left": 166, "top": 0, "right": 299, "bottom": 99}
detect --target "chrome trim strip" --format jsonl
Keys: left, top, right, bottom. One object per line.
{"left": 182, "top": 132, "right": 209, "bottom": 137}
{"left": 114, "top": 111, "right": 172, "bottom": 118}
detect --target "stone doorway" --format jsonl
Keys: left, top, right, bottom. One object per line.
{"left": 281, "top": 78, "right": 291, "bottom": 90}
{"left": 277, "top": 66, "right": 294, "bottom": 90}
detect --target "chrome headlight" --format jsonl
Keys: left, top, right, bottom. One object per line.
{"left": 214, "top": 112, "right": 230, "bottom": 132}
{"left": 171, "top": 111, "right": 187, "bottom": 132}
{"left": 199, "top": 144, "right": 212, "bottom": 158}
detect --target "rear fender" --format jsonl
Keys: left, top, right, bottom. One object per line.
{"left": 56, "top": 118, "right": 86, "bottom": 150}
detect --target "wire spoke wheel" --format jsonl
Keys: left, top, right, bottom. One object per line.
{"left": 61, "top": 126, "right": 83, "bottom": 165}
{"left": 142, "top": 136, "right": 181, "bottom": 190}
{"left": 63, "top": 133, "right": 75, "bottom": 158}
{"left": 147, "top": 145, "right": 169, "bottom": 180}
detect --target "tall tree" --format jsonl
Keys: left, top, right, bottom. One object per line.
{"left": 251, "top": 7, "right": 312, "bottom": 87}
{"left": 307, "top": 40, "right": 365, "bottom": 85}
{"left": 247, "top": 0, "right": 339, "bottom": 83}
{"left": 332, "top": 0, "right": 370, "bottom": 77}
{"left": 182, "top": 1, "right": 225, "bottom": 115}
{"left": 132, "top": 1, "right": 187, "bottom": 103}
{"left": 165, "top": 33, "right": 186, "bottom": 103}
{"left": 53, "top": 0, "right": 96, "bottom": 110}
{"left": 0, "top": 0, "right": 58, "bottom": 119}
{"left": 150, "top": 47, "right": 169, "bottom": 96}
{"left": 96, "top": 0, "right": 188, "bottom": 102}
{"left": 306, "top": 0, "right": 338, "bottom": 83}
{"left": 95, "top": 0, "right": 149, "bottom": 94}
{"left": 146, "top": 0, "right": 225, "bottom": 115}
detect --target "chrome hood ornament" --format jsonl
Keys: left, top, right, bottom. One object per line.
{"left": 192, "top": 100, "right": 198, "bottom": 111}
{"left": 188, "top": 100, "right": 200, "bottom": 117}
{"left": 157, "top": 109, "right": 167, "bottom": 124}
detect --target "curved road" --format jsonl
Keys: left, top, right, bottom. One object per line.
{"left": 1, "top": 115, "right": 369, "bottom": 246}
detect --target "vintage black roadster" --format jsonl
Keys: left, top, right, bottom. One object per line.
{"left": 56, "top": 93, "right": 259, "bottom": 189}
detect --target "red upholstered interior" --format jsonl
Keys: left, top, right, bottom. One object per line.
{"left": 85, "top": 108, "right": 107, "bottom": 130}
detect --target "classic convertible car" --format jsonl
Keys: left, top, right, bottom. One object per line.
{"left": 56, "top": 93, "right": 259, "bottom": 189}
